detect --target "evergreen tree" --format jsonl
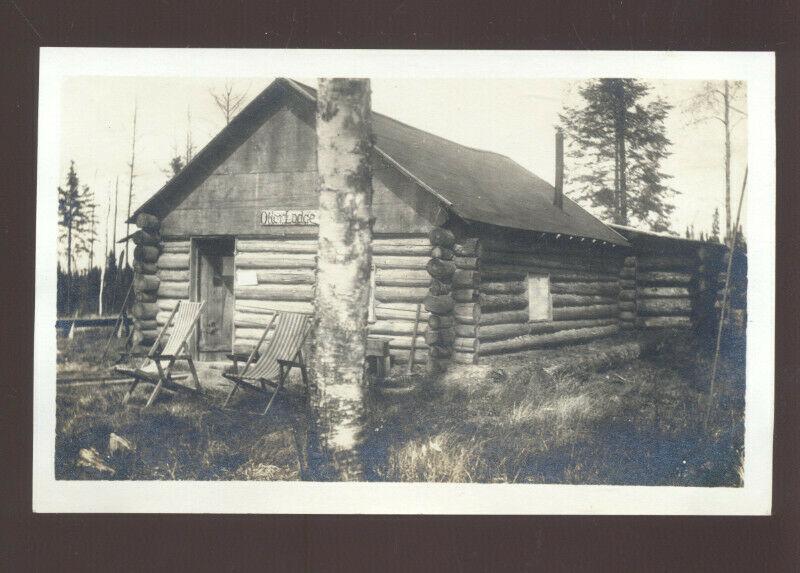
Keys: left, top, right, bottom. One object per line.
{"left": 58, "top": 161, "right": 93, "bottom": 314}
{"left": 560, "top": 79, "right": 676, "bottom": 232}
{"left": 710, "top": 207, "right": 721, "bottom": 242}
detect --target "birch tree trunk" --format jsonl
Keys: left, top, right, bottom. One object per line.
{"left": 310, "top": 78, "right": 373, "bottom": 481}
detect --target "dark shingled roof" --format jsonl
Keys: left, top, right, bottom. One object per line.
{"left": 132, "top": 78, "right": 628, "bottom": 246}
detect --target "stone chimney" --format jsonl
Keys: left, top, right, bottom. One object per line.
{"left": 554, "top": 129, "right": 564, "bottom": 210}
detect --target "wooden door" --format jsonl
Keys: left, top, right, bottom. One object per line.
{"left": 196, "top": 238, "right": 234, "bottom": 359}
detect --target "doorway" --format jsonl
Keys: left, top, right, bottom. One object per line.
{"left": 193, "top": 237, "right": 235, "bottom": 361}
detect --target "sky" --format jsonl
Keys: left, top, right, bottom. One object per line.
{"left": 59, "top": 76, "right": 747, "bottom": 270}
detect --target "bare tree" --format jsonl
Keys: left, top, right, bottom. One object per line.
{"left": 686, "top": 80, "right": 746, "bottom": 240}
{"left": 124, "top": 101, "right": 138, "bottom": 268}
{"left": 185, "top": 106, "right": 195, "bottom": 163}
{"left": 99, "top": 182, "right": 112, "bottom": 315}
{"left": 310, "top": 78, "right": 374, "bottom": 481}
{"left": 210, "top": 81, "right": 249, "bottom": 125}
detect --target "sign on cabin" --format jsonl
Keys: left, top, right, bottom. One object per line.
{"left": 260, "top": 209, "right": 319, "bottom": 226}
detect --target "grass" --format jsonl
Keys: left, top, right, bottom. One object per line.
{"left": 55, "top": 328, "right": 745, "bottom": 485}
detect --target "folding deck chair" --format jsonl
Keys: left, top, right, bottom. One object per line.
{"left": 114, "top": 300, "right": 205, "bottom": 408}
{"left": 222, "top": 311, "right": 313, "bottom": 416}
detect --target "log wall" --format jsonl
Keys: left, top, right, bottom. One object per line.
{"left": 475, "top": 233, "right": 624, "bottom": 359}
{"left": 130, "top": 213, "right": 164, "bottom": 350}
{"left": 633, "top": 250, "right": 700, "bottom": 329}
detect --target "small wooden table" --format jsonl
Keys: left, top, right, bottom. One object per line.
{"left": 366, "top": 337, "right": 392, "bottom": 380}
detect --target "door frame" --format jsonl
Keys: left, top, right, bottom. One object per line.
{"left": 190, "top": 235, "right": 236, "bottom": 360}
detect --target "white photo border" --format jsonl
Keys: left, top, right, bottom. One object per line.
{"left": 33, "top": 48, "right": 775, "bottom": 514}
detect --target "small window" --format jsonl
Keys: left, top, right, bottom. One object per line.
{"left": 368, "top": 263, "right": 376, "bottom": 323}
{"left": 527, "top": 273, "right": 552, "bottom": 322}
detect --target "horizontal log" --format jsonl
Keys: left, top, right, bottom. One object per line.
{"left": 451, "top": 351, "right": 477, "bottom": 365}
{"left": 234, "top": 311, "right": 277, "bottom": 329}
{"left": 454, "top": 256, "right": 478, "bottom": 270}
{"left": 429, "top": 345, "right": 452, "bottom": 359}
{"left": 235, "top": 299, "right": 313, "bottom": 314}
{"left": 369, "top": 320, "right": 429, "bottom": 336}
{"left": 619, "top": 321, "right": 636, "bottom": 329}
{"left": 428, "top": 314, "right": 454, "bottom": 329}
{"left": 236, "top": 327, "right": 267, "bottom": 341}
{"left": 375, "top": 285, "right": 428, "bottom": 304}
{"left": 133, "top": 274, "right": 160, "bottom": 293}
{"left": 480, "top": 293, "right": 527, "bottom": 312}
{"left": 425, "top": 327, "right": 455, "bottom": 346}
{"left": 453, "top": 270, "right": 480, "bottom": 289}
{"left": 619, "top": 267, "right": 636, "bottom": 279}
{"left": 429, "top": 279, "right": 452, "bottom": 296}
{"left": 552, "top": 304, "right": 618, "bottom": 321}
{"left": 482, "top": 281, "right": 526, "bottom": 295}
{"left": 637, "top": 286, "right": 691, "bottom": 299}
{"left": 430, "top": 246, "right": 454, "bottom": 260}
{"left": 133, "top": 260, "right": 158, "bottom": 275}
{"left": 136, "top": 328, "right": 159, "bottom": 344}
{"left": 374, "top": 236, "right": 430, "bottom": 246}
{"left": 479, "top": 309, "right": 529, "bottom": 325}
{"left": 373, "top": 303, "right": 429, "bottom": 322}
{"left": 366, "top": 333, "right": 428, "bottom": 350}
{"left": 484, "top": 250, "right": 619, "bottom": 275}
{"left": 131, "top": 302, "right": 159, "bottom": 320}
{"left": 427, "top": 258, "right": 456, "bottom": 281}
{"left": 453, "top": 289, "right": 478, "bottom": 303}
{"left": 636, "top": 255, "right": 694, "bottom": 271}
{"left": 160, "top": 241, "right": 190, "bottom": 254}
{"left": 454, "top": 338, "right": 478, "bottom": 353}
{"left": 235, "top": 284, "right": 314, "bottom": 301}
{"left": 640, "top": 316, "right": 692, "bottom": 328}
{"left": 157, "top": 253, "right": 190, "bottom": 270}
{"left": 158, "top": 269, "right": 190, "bottom": 282}
{"left": 482, "top": 266, "right": 618, "bottom": 284}
{"left": 135, "top": 212, "right": 160, "bottom": 231}
{"left": 253, "top": 270, "right": 315, "bottom": 285}
{"left": 453, "top": 238, "right": 481, "bottom": 257}
{"left": 375, "top": 268, "right": 430, "bottom": 287}
{"left": 131, "top": 229, "right": 160, "bottom": 246}
{"left": 477, "top": 318, "right": 618, "bottom": 342}
{"left": 619, "top": 290, "right": 636, "bottom": 301}
{"left": 157, "top": 298, "right": 181, "bottom": 312}
{"left": 619, "top": 310, "right": 636, "bottom": 321}
{"left": 619, "top": 279, "right": 636, "bottom": 289}
{"left": 454, "top": 323, "right": 477, "bottom": 337}
{"left": 551, "top": 294, "right": 616, "bottom": 307}
{"left": 549, "top": 282, "right": 619, "bottom": 296}
{"left": 158, "top": 282, "right": 190, "bottom": 299}
{"left": 480, "top": 325, "right": 619, "bottom": 355}
{"left": 236, "top": 252, "right": 316, "bottom": 270}
{"left": 134, "top": 245, "right": 160, "bottom": 263}
{"left": 389, "top": 348, "right": 428, "bottom": 365}
{"left": 424, "top": 293, "right": 454, "bottom": 315}
{"left": 133, "top": 319, "right": 158, "bottom": 331}
{"left": 619, "top": 301, "right": 636, "bottom": 312}
{"left": 135, "top": 290, "right": 157, "bottom": 303}
{"left": 637, "top": 298, "right": 692, "bottom": 316}
{"left": 372, "top": 255, "right": 428, "bottom": 269}
{"left": 637, "top": 271, "right": 693, "bottom": 285}
{"left": 235, "top": 239, "right": 316, "bottom": 254}
{"left": 375, "top": 243, "right": 432, "bottom": 256}
{"left": 429, "top": 227, "right": 456, "bottom": 248}
{"left": 454, "top": 303, "right": 480, "bottom": 325}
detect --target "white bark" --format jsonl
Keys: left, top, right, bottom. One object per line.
{"left": 311, "top": 78, "right": 373, "bottom": 481}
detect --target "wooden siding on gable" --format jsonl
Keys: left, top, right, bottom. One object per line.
{"left": 160, "top": 94, "right": 442, "bottom": 238}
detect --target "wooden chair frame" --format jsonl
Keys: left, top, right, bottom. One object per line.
{"left": 118, "top": 300, "right": 205, "bottom": 408}
{"left": 222, "top": 312, "right": 312, "bottom": 416}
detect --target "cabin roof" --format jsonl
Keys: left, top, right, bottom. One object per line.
{"left": 130, "top": 78, "right": 628, "bottom": 246}
{"left": 608, "top": 223, "right": 728, "bottom": 251}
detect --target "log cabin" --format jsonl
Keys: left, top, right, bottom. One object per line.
{"left": 125, "top": 78, "right": 725, "bottom": 369}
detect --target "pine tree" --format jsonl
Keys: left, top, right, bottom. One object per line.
{"left": 58, "top": 161, "right": 93, "bottom": 314}
{"left": 710, "top": 207, "right": 721, "bottom": 242}
{"left": 560, "top": 79, "right": 676, "bottom": 232}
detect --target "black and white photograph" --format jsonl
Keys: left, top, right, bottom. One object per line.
{"left": 32, "top": 49, "right": 774, "bottom": 514}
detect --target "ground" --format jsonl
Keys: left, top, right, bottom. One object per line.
{"left": 55, "top": 328, "right": 745, "bottom": 485}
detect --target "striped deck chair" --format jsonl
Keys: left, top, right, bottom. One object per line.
{"left": 222, "top": 311, "right": 313, "bottom": 416}
{"left": 114, "top": 300, "right": 205, "bottom": 408}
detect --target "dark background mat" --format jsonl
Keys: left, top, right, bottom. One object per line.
{"left": 2, "top": 1, "right": 798, "bottom": 570}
